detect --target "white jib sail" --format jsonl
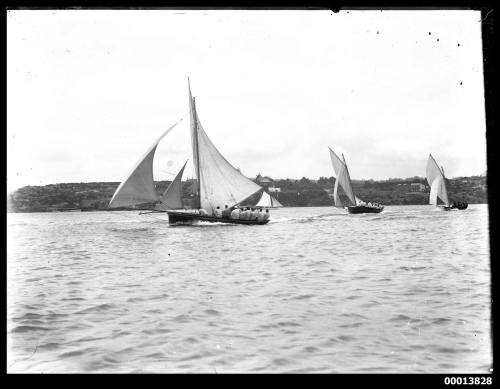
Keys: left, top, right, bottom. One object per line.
{"left": 426, "top": 154, "right": 450, "bottom": 206}
{"left": 256, "top": 191, "right": 283, "bottom": 208}
{"left": 156, "top": 160, "right": 188, "bottom": 210}
{"left": 328, "top": 147, "right": 357, "bottom": 206}
{"left": 189, "top": 87, "right": 262, "bottom": 215}
{"left": 108, "top": 119, "right": 183, "bottom": 208}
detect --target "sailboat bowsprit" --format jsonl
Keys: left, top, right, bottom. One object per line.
{"left": 108, "top": 79, "right": 270, "bottom": 226}
{"left": 328, "top": 147, "right": 384, "bottom": 214}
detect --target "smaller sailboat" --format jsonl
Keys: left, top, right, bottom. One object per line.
{"left": 255, "top": 191, "right": 283, "bottom": 208}
{"left": 426, "top": 154, "right": 468, "bottom": 211}
{"left": 328, "top": 147, "right": 384, "bottom": 214}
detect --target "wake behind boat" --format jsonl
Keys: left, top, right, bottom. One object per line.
{"left": 328, "top": 147, "right": 384, "bottom": 214}
{"left": 108, "top": 79, "right": 271, "bottom": 226}
{"left": 426, "top": 154, "right": 468, "bottom": 211}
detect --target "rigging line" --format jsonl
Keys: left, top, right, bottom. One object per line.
{"left": 108, "top": 210, "right": 147, "bottom": 222}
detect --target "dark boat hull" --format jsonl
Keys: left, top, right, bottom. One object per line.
{"left": 166, "top": 211, "right": 270, "bottom": 225}
{"left": 439, "top": 203, "right": 468, "bottom": 211}
{"left": 346, "top": 205, "right": 384, "bottom": 214}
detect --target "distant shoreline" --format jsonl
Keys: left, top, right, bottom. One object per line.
{"left": 7, "top": 175, "right": 487, "bottom": 213}
{"left": 6, "top": 203, "right": 489, "bottom": 214}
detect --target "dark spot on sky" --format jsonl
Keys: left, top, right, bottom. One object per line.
{"left": 437, "top": 38, "right": 439, "bottom": 42}
{"left": 377, "top": 31, "right": 379, "bottom": 34}
{"left": 458, "top": 43, "right": 460, "bottom": 47}
{"left": 460, "top": 82, "right": 463, "bottom": 85}
{"left": 429, "top": 32, "right": 431, "bottom": 35}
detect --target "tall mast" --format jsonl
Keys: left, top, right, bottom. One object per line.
{"left": 192, "top": 97, "right": 201, "bottom": 209}
{"left": 188, "top": 78, "right": 202, "bottom": 209}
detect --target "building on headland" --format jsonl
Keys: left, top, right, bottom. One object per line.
{"left": 410, "top": 183, "right": 427, "bottom": 192}
{"left": 255, "top": 174, "right": 274, "bottom": 188}
{"left": 323, "top": 188, "right": 335, "bottom": 199}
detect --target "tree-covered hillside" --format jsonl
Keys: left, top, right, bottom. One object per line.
{"left": 7, "top": 175, "right": 487, "bottom": 212}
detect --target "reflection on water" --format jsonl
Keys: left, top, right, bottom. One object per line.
{"left": 7, "top": 205, "right": 491, "bottom": 373}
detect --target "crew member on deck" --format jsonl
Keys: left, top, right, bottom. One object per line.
{"left": 257, "top": 209, "right": 265, "bottom": 222}
{"left": 250, "top": 208, "right": 258, "bottom": 220}
{"left": 262, "top": 209, "right": 270, "bottom": 221}
{"left": 221, "top": 205, "right": 231, "bottom": 218}
{"left": 214, "top": 206, "right": 222, "bottom": 218}
{"left": 240, "top": 208, "right": 249, "bottom": 220}
{"left": 230, "top": 206, "right": 241, "bottom": 220}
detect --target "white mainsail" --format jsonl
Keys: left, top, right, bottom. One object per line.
{"left": 108, "top": 119, "right": 183, "bottom": 208}
{"left": 328, "top": 147, "right": 357, "bottom": 206}
{"left": 426, "top": 154, "right": 450, "bottom": 206}
{"left": 156, "top": 160, "right": 187, "bottom": 211}
{"left": 256, "top": 191, "right": 283, "bottom": 208}
{"left": 188, "top": 81, "right": 263, "bottom": 214}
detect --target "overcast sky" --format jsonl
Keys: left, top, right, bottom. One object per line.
{"left": 7, "top": 9, "right": 487, "bottom": 192}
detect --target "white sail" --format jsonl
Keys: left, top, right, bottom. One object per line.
{"left": 333, "top": 176, "right": 342, "bottom": 207}
{"left": 156, "top": 160, "right": 187, "bottom": 210}
{"left": 189, "top": 85, "right": 263, "bottom": 214}
{"left": 270, "top": 194, "right": 283, "bottom": 208}
{"left": 328, "top": 147, "right": 357, "bottom": 206}
{"left": 108, "top": 119, "right": 183, "bottom": 208}
{"left": 256, "top": 191, "right": 283, "bottom": 208}
{"left": 426, "top": 154, "right": 450, "bottom": 206}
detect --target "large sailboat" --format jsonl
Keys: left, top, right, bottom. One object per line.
{"left": 328, "top": 147, "right": 384, "bottom": 214}
{"left": 108, "top": 79, "right": 270, "bottom": 225}
{"left": 426, "top": 154, "right": 468, "bottom": 210}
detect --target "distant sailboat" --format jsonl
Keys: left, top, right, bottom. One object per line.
{"left": 255, "top": 191, "right": 283, "bottom": 208}
{"left": 328, "top": 147, "right": 384, "bottom": 214}
{"left": 426, "top": 154, "right": 468, "bottom": 210}
{"left": 109, "top": 79, "right": 269, "bottom": 225}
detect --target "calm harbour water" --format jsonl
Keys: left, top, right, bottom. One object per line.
{"left": 7, "top": 205, "right": 491, "bottom": 373}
